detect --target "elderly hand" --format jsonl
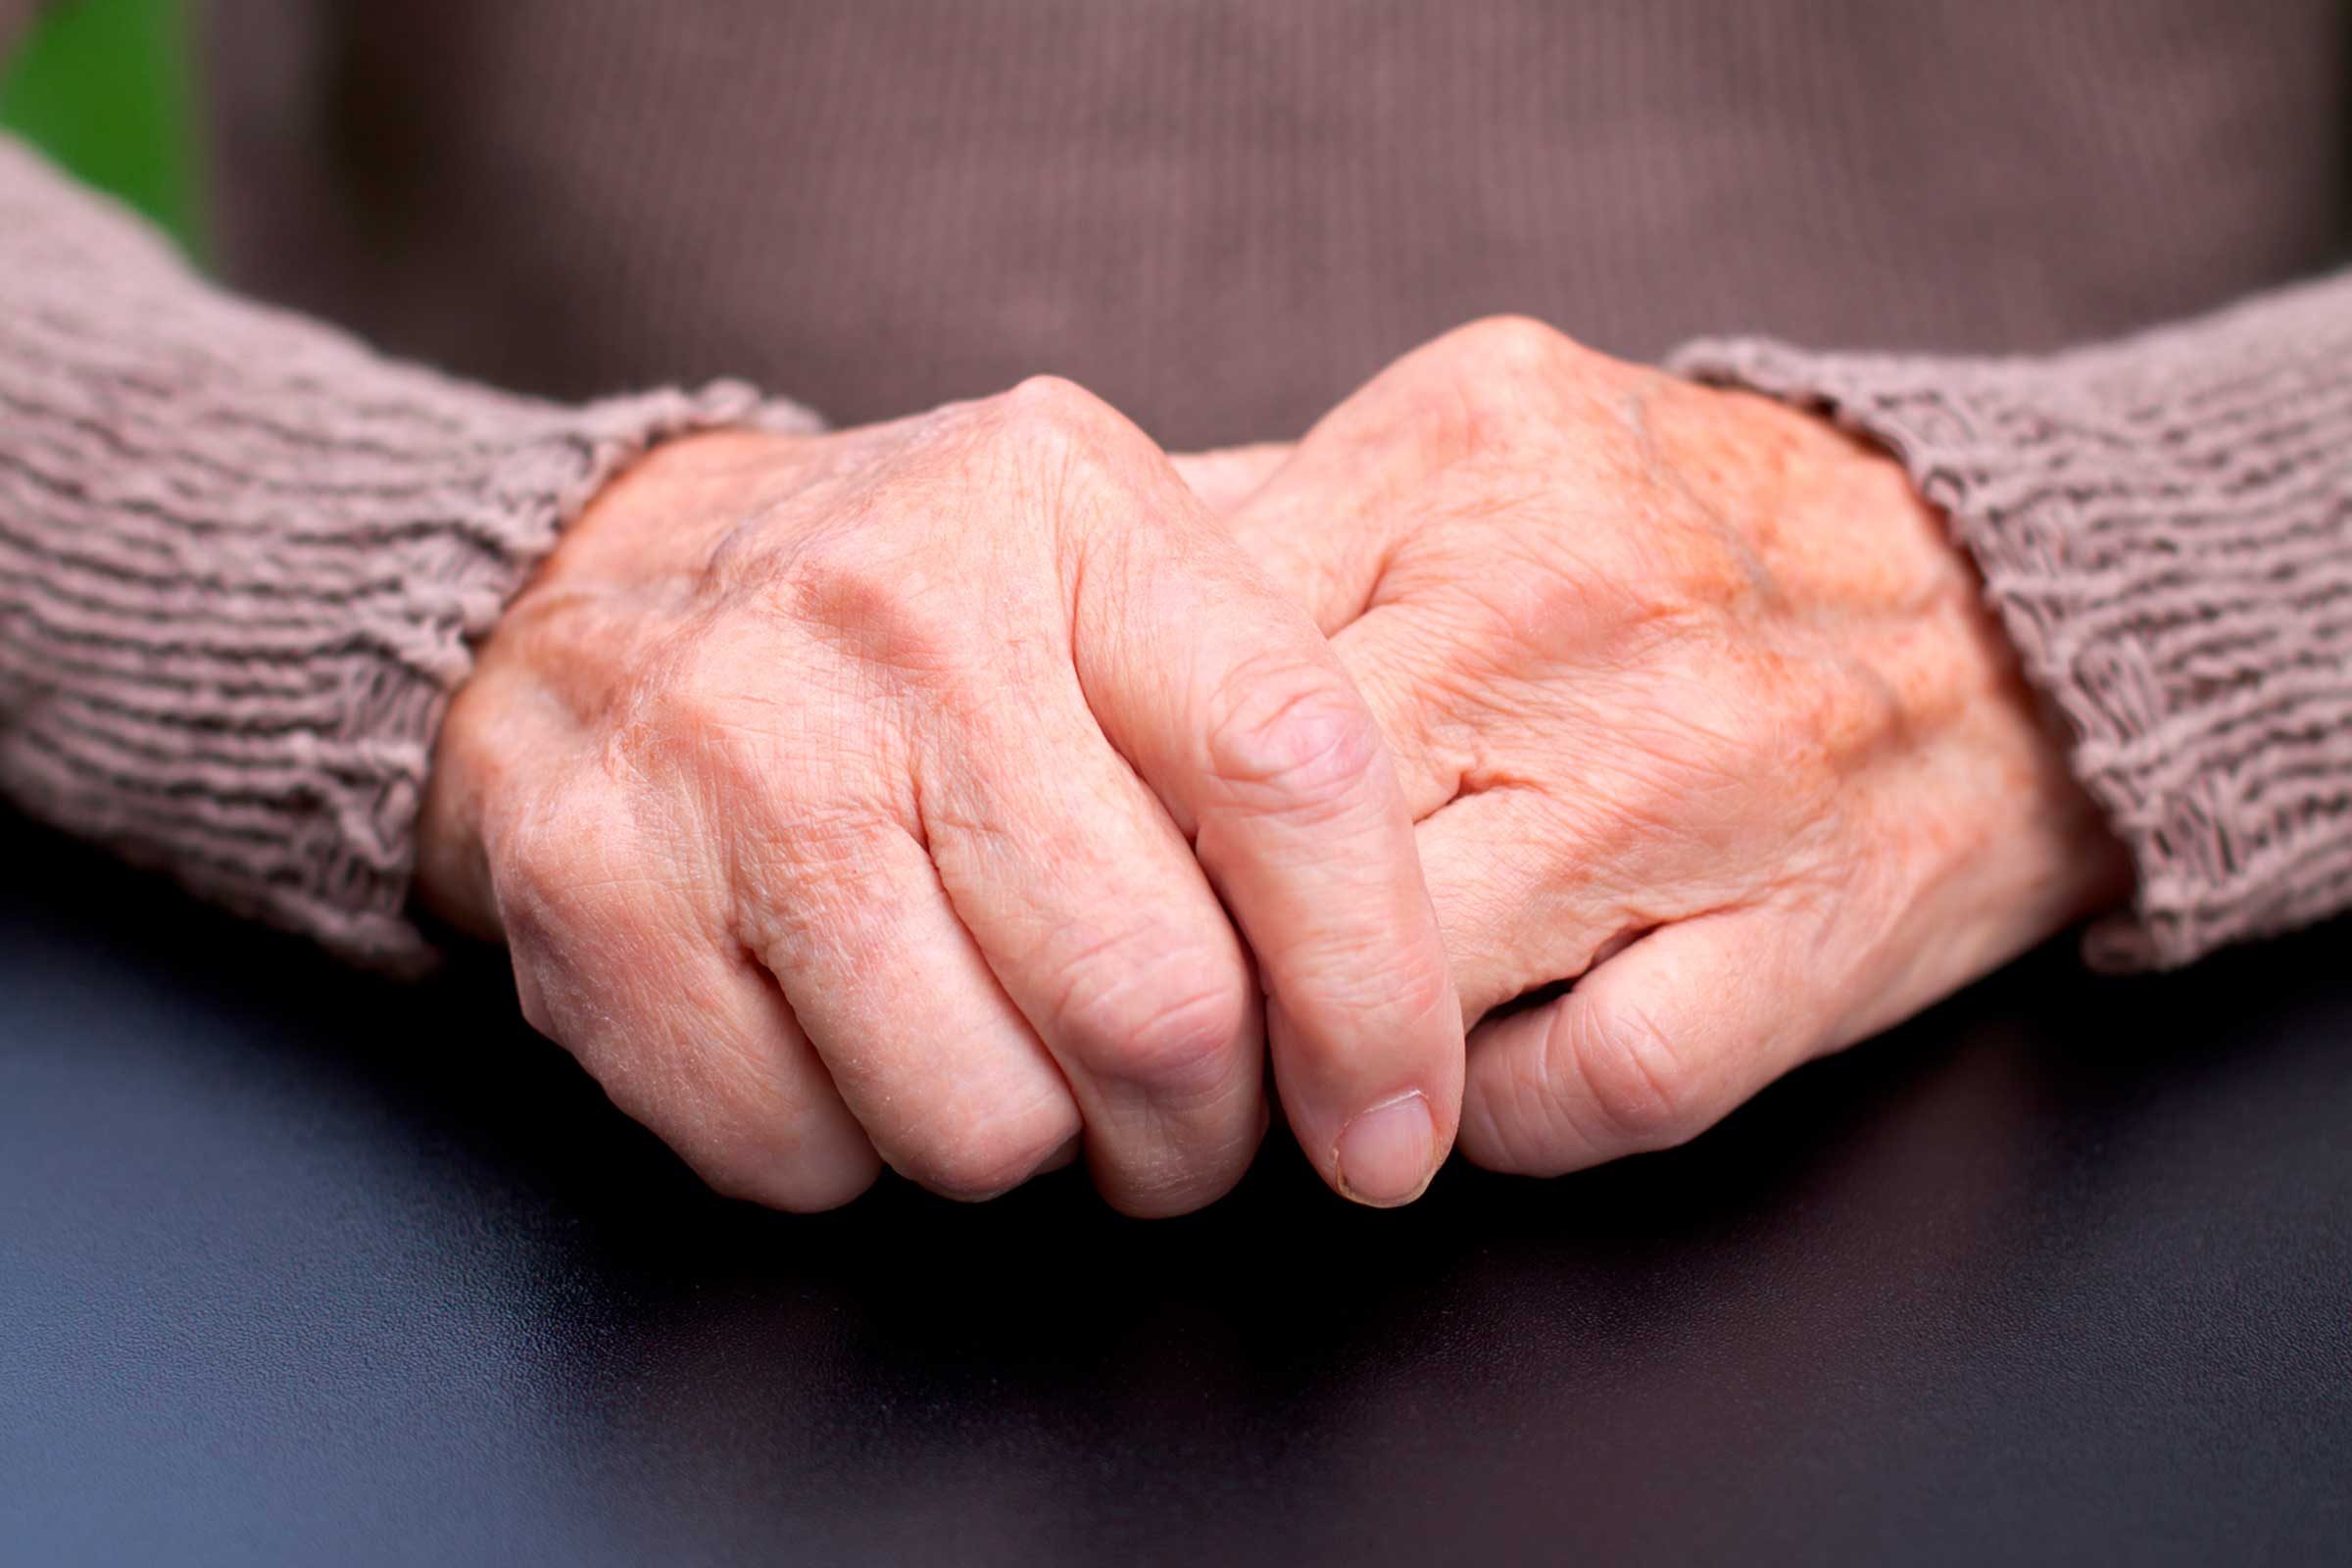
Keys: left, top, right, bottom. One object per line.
{"left": 1192, "top": 319, "right": 2131, "bottom": 1176}
{"left": 416, "top": 378, "right": 1462, "bottom": 1215}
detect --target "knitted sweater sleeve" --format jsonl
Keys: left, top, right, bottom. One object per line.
{"left": 0, "top": 134, "right": 815, "bottom": 970}
{"left": 1673, "top": 271, "right": 2352, "bottom": 970}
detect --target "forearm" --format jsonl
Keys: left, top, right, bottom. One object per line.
{"left": 0, "top": 134, "right": 809, "bottom": 968}
{"left": 1674, "top": 271, "right": 2352, "bottom": 968}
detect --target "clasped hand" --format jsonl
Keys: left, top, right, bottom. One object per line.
{"left": 418, "top": 318, "right": 2127, "bottom": 1214}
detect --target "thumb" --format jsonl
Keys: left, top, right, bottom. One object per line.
{"left": 1457, "top": 910, "right": 1830, "bottom": 1175}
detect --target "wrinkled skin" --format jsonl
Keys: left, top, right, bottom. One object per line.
{"left": 1184, "top": 318, "right": 2132, "bottom": 1174}
{"left": 416, "top": 377, "right": 1464, "bottom": 1216}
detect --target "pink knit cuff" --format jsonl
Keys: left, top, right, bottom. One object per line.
{"left": 0, "top": 134, "right": 819, "bottom": 970}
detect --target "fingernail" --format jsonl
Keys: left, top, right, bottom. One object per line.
{"left": 1335, "top": 1092, "right": 1436, "bottom": 1207}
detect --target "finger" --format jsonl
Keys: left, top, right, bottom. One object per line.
{"left": 1168, "top": 442, "right": 1294, "bottom": 515}
{"left": 1073, "top": 460, "right": 1464, "bottom": 1209}
{"left": 498, "top": 838, "right": 882, "bottom": 1212}
{"left": 1323, "top": 603, "right": 1489, "bottom": 819}
{"left": 919, "top": 700, "right": 1269, "bottom": 1218}
{"left": 740, "top": 820, "right": 1086, "bottom": 1202}
{"left": 1216, "top": 452, "right": 1397, "bottom": 634}
{"left": 1457, "top": 910, "right": 1825, "bottom": 1176}
{"left": 1409, "top": 784, "right": 1654, "bottom": 1026}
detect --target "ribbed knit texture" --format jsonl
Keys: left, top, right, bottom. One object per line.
{"left": 3, "top": 0, "right": 2351, "bottom": 969}
{"left": 0, "top": 137, "right": 810, "bottom": 969}
{"left": 1675, "top": 273, "right": 2352, "bottom": 969}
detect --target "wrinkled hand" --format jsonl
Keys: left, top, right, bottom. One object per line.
{"left": 417, "top": 379, "right": 1462, "bottom": 1215}
{"left": 1190, "top": 319, "right": 2130, "bottom": 1175}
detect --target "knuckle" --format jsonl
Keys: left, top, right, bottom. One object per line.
{"left": 611, "top": 647, "right": 748, "bottom": 779}
{"left": 1289, "top": 937, "right": 1460, "bottom": 1058}
{"left": 763, "top": 523, "right": 893, "bottom": 617}
{"left": 756, "top": 526, "right": 969, "bottom": 681}
{"left": 1057, "top": 938, "right": 1255, "bottom": 1100}
{"left": 1551, "top": 989, "right": 1705, "bottom": 1152}
{"left": 694, "top": 1142, "right": 879, "bottom": 1213}
{"left": 1106, "top": 1170, "right": 1244, "bottom": 1221}
{"left": 989, "top": 373, "right": 1130, "bottom": 459}
{"left": 667, "top": 1049, "right": 885, "bottom": 1215}
{"left": 895, "top": 1100, "right": 1077, "bottom": 1202}
{"left": 1002, "top": 371, "right": 1107, "bottom": 419}
{"left": 491, "top": 782, "right": 627, "bottom": 929}
{"left": 1387, "top": 945, "right": 1465, "bottom": 1038}
{"left": 1786, "top": 658, "right": 1897, "bottom": 792}
{"left": 1443, "top": 314, "right": 1586, "bottom": 380}
{"left": 1432, "top": 548, "right": 1603, "bottom": 660}
{"left": 1203, "top": 660, "right": 1383, "bottom": 818}
{"left": 489, "top": 782, "right": 724, "bottom": 998}
{"left": 979, "top": 375, "right": 1169, "bottom": 515}
{"left": 1383, "top": 316, "right": 1592, "bottom": 468}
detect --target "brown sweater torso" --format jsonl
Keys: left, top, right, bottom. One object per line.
{"left": 2, "top": 0, "right": 2349, "bottom": 967}
{"left": 204, "top": 0, "right": 2347, "bottom": 446}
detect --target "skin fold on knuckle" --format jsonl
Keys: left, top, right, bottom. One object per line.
{"left": 1460, "top": 1052, "right": 1556, "bottom": 1174}
{"left": 1543, "top": 990, "right": 1704, "bottom": 1156}
{"left": 1200, "top": 658, "right": 1387, "bottom": 827}
{"left": 975, "top": 374, "right": 1165, "bottom": 520}
{"left": 486, "top": 782, "right": 635, "bottom": 953}
{"left": 1440, "top": 314, "right": 1590, "bottom": 376}
{"left": 1297, "top": 927, "right": 1459, "bottom": 1036}
{"left": 1048, "top": 925, "right": 1256, "bottom": 1107}
{"left": 1106, "top": 1161, "right": 1250, "bottom": 1220}
{"left": 890, "top": 1092, "right": 1083, "bottom": 1203}
{"left": 754, "top": 524, "right": 983, "bottom": 694}
{"left": 683, "top": 1130, "right": 879, "bottom": 1214}
{"left": 1396, "top": 315, "right": 1601, "bottom": 457}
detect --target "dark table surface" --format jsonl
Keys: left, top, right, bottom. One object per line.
{"left": 4, "top": 818, "right": 2349, "bottom": 1567}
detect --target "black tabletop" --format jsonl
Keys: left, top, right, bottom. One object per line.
{"left": 4, "top": 816, "right": 2348, "bottom": 1567}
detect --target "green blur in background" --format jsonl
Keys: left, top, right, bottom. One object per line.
{"left": 0, "top": 0, "right": 204, "bottom": 257}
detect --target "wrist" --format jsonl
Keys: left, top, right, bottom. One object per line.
{"left": 1675, "top": 380, "right": 2135, "bottom": 958}
{"left": 415, "top": 675, "right": 504, "bottom": 942}
{"left": 412, "top": 425, "right": 800, "bottom": 941}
